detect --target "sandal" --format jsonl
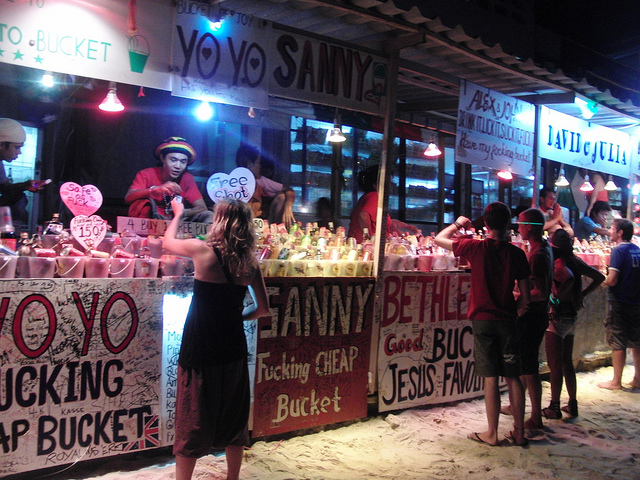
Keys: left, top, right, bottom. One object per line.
{"left": 561, "top": 400, "right": 578, "bottom": 418}
{"left": 542, "top": 401, "right": 562, "bottom": 420}
{"left": 505, "top": 427, "right": 529, "bottom": 447}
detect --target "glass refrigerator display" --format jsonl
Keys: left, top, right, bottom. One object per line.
{"left": 404, "top": 139, "right": 439, "bottom": 223}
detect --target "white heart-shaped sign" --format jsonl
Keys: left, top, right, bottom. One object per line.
{"left": 207, "top": 167, "right": 256, "bottom": 204}
{"left": 70, "top": 215, "right": 107, "bottom": 251}
{"left": 60, "top": 182, "right": 103, "bottom": 216}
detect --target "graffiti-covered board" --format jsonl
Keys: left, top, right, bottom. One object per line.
{"left": 0, "top": 279, "right": 165, "bottom": 476}
{"left": 378, "top": 272, "right": 488, "bottom": 412}
{"left": 252, "top": 276, "right": 375, "bottom": 437}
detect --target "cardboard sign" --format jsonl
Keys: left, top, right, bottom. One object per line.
{"left": 70, "top": 214, "right": 107, "bottom": 250}
{"left": 207, "top": 167, "right": 255, "bottom": 203}
{"left": 60, "top": 182, "right": 103, "bottom": 216}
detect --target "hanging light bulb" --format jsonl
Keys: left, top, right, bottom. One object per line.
{"left": 423, "top": 142, "right": 441, "bottom": 157}
{"left": 195, "top": 100, "right": 213, "bottom": 121}
{"left": 99, "top": 82, "right": 124, "bottom": 112}
{"left": 41, "top": 71, "right": 54, "bottom": 88}
{"left": 327, "top": 126, "right": 346, "bottom": 142}
{"left": 497, "top": 169, "right": 513, "bottom": 180}
{"left": 579, "top": 174, "right": 594, "bottom": 192}
{"left": 604, "top": 175, "right": 618, "bottom": 191}
{"left": 555, "top": 167, "right": 570, "bottom": 187}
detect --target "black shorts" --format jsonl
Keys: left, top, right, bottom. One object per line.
{"left": 472, "top": 319, "right": 521, "bottom": 378}
{"left": 605, "top": 301, "right": 640, "bottom": 350}
{"left": 517, "top": 302, "right": 549, "bottom": 375}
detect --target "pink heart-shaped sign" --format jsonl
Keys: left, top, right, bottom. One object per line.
{"left": 70, "top": 215, "right": 107, "bottom": 251}
{"left": 60, "top": 182, "right": 103, "bottom": 217}
{"left": 207, "top": 167, "right": 256, "bottom": 204}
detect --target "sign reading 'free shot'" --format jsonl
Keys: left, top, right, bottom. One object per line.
{"left": 206, "top": 167, "right": 256, "bottom": 203}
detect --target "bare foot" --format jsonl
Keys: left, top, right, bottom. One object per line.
{"left": 598, "top": 380, "right": 622, "bottom": 390}
{"left": 627, "top": 380, "right": 640, "bottom": 389}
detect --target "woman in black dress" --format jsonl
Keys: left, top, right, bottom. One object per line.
{"left": 164, "top": 197, "right": 269, "bottom": 480}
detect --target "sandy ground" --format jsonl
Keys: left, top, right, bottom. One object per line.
{"left": 8, "top": 363, "right": 640, "bottom": 480}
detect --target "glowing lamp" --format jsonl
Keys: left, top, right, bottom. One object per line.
{"left": 579, "top": 174, "right": 594, "bottom": 192}
{"left": 497, "top": 170, "right": 513, "bottom": 181}
{"left": 423, "top": 142, "right": 442, "bottom": 157}
{"left": 99, "top": 82, "right": 124, "bottom": 112}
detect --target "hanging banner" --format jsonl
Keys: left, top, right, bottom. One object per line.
{"left": 268, "top": 26, "right": 388, "bottom": 116}
{"left": 378, "top": 272, "right": 491, "bottom": 412}
{"left": 172, "top": 1, "right": 271, "bottom": 109}
{"left": 456, "top": 80, "right": 535, "bottom": 176}
{"left": 539, "top": 106, "right": 632, "bottom": 178}
{"left": 252, "top": 277, "right": 375, "bottom": 438}
{"left": 0, "top": 0, "right": 172, "bottom": 90}
{"left": 0, "top": 278, "right": 165, "bottom": 476}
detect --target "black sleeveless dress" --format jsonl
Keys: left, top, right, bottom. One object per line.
{"left": 173, "top": 277, "right": 252, "bottom": 456}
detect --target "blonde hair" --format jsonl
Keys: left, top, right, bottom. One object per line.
{"left": 206, "top": 199, "right": 257, "bottom": 277}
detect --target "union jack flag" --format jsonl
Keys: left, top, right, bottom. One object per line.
{"left": 123, "top": 414, "right": 160, "bottom": 451}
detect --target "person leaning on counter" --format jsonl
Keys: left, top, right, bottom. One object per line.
{"left": 125, "top": 136, "right": 213, "bottom": 223}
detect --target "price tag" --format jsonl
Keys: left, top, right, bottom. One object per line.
{"left": 70, "top": 215, "right": 107, "bottom": 250}
{"left": 60, "top": 182, "right": 103, "bottom": 216}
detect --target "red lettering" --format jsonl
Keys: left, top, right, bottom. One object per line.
{"left": 12, "top": 294, "right": 56, "bottom": 358}
{"left": 73, "top": 292, "right": 100, "bottom": 356}
{"left": 381, "top": 275, "right": 401, "bottom": 327}
{"left": 101, "top": 292, "right": 138, "bottom": 354}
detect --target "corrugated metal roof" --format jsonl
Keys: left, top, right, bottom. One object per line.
{"left": 220, "top": 0, "right": 640, "bottom": 130}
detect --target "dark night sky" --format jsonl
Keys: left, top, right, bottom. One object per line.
{"left": 536, "top": 0, "right": 640, "bottom": 56}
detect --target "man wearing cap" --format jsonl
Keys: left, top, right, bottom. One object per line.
{"left": 125, "top": 137, "right": 213, "bottom": 223}
{"left": 0, "top": 118, "right": 47, "bottom": 226}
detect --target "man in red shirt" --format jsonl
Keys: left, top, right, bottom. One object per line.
{"left": 435, "top": 202, "right": 531, "bottom": 447}
{"left": 126, "top": 137, "right": 212, "bottom": 223}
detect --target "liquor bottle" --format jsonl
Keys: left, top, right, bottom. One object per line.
{"left": 17, "top": 232, "right": 33, "bottom": 256}
{"left": 137, "top": 239, "right": 152, "bottom": 277}
{"left": 0, "top": 206, "right": 16, "bottom": 251}
{"left": 43, "top": 213, "right": 64, "bottom": 235}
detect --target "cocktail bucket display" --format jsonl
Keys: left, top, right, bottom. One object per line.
{"left": 109, "top": 258, "right": 135, "bottom": 278}
{"left": 15, "top": 256, "right": 30, "bottom": 278}
{"left": 0, "top": 255, "right": 17, "bottom": 279}
{"left": 85, "top": 257, "right": 110, "bottom": 278}
{"left": 57, "top": 256, "right": 86, "bottom": 278}
{"left": 28, "top": 256, "right": 56, "bottom": 278}
{"left": 135, "top": 258, "right": 159, "bottom": 278}
{"left": 160, "top": 255, "right": 188, "bottom": 277}
{"left": 417, "top": 255, "right": 434, "bottom": 272}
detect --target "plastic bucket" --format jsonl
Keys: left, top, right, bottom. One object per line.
{"left": 0, "top": 255, "right": 17, "bottom": 278}
{"left": 28, "top": 256, "right": 57, "bottom": 278}
{"left": 57, "top": 256, "right": 86, "bottom": 278}
{"left": 85, "top": 257, "right": 110, "bottom": 278}
{"left": 135, "top": 258, "right": 159, "bottom": 278}
{"left": 109, "top": 258, "right": 135, "bottom": 278}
